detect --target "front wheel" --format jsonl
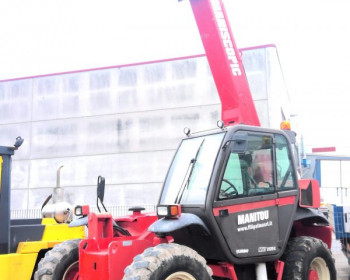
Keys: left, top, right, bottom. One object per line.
{"left": 34, "top": 239, "right": 81, "bottom": 280}
{"left": 282, "top": 236, "right": 336, "bottom": 280}
{"left": 123, "top": 243, "right": 213, "bottom": 280}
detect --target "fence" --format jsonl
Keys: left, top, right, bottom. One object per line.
{"left": 10, "top": 205, "right": 156, "bottom": 220}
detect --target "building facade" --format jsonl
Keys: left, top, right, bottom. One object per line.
{"left": 0, "top": 46, "right": 290, "bottom": 211}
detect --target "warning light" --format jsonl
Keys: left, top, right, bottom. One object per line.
{"left": 280, "top": 121, "right": 291, "bottom": 130}
{"left": 184, "top": 127, "right": 191, "bottom": 137}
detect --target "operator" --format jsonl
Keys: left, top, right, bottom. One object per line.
{"left": 252, "top": 159, "right": 273, "bottom": 188}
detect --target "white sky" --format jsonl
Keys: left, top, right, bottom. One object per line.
{"left": 1, "top": 0, "right": 350, "bottom": 154}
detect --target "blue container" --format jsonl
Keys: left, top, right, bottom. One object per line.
{"left": 333, "top": 205, "right": 350, "bottom": 239}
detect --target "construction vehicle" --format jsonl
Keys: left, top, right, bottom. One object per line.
{"left": 0, "top": 138, "right": 85, "bottom": 280}
{"left": 35, "top": 0, "right": 336, "bottom": 279}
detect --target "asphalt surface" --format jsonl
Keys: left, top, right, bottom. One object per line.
{"left": 332, "top": 238, "right": 350, "bottom": 280}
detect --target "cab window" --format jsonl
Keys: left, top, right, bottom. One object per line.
{"left": 219, "top": 134, "right": 275, "bottom": 200}
{"left": 275, "top": 134, "right": 297, "bottom": 190}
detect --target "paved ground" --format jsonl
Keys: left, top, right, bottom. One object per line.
{"left": 332, "top": 238, "right": 350, "bottom": 280}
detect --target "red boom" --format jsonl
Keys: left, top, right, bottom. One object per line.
{"left": 189, "top": 0, "right": 260, "bottom": 126}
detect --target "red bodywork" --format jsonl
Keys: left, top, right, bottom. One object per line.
{"left": 78, "top": 211, "right": 160, "bottom": 280}
{"left": 79, "top": 208, "right": 285, "bottom": 280}
{"left": 209, "top": 263, "right": 238, "bottom": 280}
{"left": 293, "top": 221, "right": 333, "bottom": 249}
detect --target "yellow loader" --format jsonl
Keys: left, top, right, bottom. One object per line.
{"left": 0, "top": 137, "right": 85, "bottom": 280}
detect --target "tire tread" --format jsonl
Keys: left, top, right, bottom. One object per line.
{"left": 123, "top": 243, "right": 212, "bottom": 280}
{"left": 34, "top": 239, "right": 80, "bottom": 280}
{"left": 281, "top": 236, "right": 336, "bottom": 280}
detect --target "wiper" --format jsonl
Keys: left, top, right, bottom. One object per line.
{"left": 175, "top": 139, "right": 205, "bottom": 204}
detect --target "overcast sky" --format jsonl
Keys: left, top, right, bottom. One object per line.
{"left": 1, "top": 0, "right": 350, "bottom": 154}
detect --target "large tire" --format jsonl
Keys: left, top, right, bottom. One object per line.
{"left": 123, "top": 243, "right": 213, "bottom": 280}
{"left": 282, "top": 236, "right": 336, "bottom": 280}
{"left": 34, "top": 239, "right": 81, "bottom": 280}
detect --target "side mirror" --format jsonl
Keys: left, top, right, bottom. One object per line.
{"left": 230, "top": 132, "right": 248, "bottom": 153}
{"left": 298, "top": 179, "right": 320, "bottom": 208}
{"left": 97, "top": 176, "right": 105, "bottom": 203}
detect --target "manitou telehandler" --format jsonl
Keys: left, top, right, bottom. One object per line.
{"left": 0, "top": 138, "right": 85, "bottom": 280}
{"left": 35, "top": 0, "right": 336, "bottom": 279}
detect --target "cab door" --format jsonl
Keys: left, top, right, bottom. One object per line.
{"left": 213, "top": 132, "right": 297, "bottom": 259}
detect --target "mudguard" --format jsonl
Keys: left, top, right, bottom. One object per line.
{"left": 148, "top": 213, "right": 210, "bottom": 235}
{"left": 294, "top": 207, "right": 329, "bottom": 225}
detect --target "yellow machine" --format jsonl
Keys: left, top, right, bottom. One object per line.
{"left": 0, "top": 138, "right": 85, "bottom": 280}
{"left": 0, "top": 219, "right": 85, "bottom": 280}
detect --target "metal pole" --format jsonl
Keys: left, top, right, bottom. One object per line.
{"left": 0, "top": 147, "right": 14, "bottom": 254}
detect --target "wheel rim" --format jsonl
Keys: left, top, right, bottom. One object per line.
{"left": 309, "top": 257, "right": 330, "bottom": 280}
{"left": 63, "top": 261, "right": 79, "bottom": 280}
{"left": 165, "top": 272, "right": 196, "bottom": 280}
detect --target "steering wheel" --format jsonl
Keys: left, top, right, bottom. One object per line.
{"left": 221, "top": 179, "right": 239, "bottom": 197}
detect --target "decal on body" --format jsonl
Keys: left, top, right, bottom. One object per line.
{"left": 237, "top": 210, "right": 269, "bottom": 225}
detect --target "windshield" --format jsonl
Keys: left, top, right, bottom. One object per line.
{"left": 160, "top": 132, "right": 225, "bottom": 205}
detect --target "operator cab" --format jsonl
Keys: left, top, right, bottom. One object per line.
{"left": 152, "top": 125, "right": 299, "bottom": 265}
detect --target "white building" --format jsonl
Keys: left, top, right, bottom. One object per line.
{"left": 0, "top": 46, "right": 290, "bottom": 212}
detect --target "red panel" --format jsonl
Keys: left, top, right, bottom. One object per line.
{"left": 117, "top": 214, "right": 157, "bottom": 236}
{"left": 79, "top": 211, "right": 162, "bottom": 279}
{"left": 209, "top": 263, "right": 237, "bottom": 280}
{"left": 274, "top": 260, "right": 285, "bottom": 280}
{"left": 79, "top": 234, "right": 170, "bottom": 279}
{"left": 82, "top": 205, "right": 90, "bottom": 215}
{"left": 189, "top": 0, "right": 260, "bottom": 126}
{"left": 87, "top": 213, "right": 114, "bottom": 239}
{"left": 213, "top": 196, "right": 296, "bottom": 216}
{"left": 312, "top": 147, "right": 336, "bottom": 153}
{"left": 293, "top": 221, "right": 333, "bottom": 249}
{"left": 298, "top": 179, "right": 321, "bottom": 208}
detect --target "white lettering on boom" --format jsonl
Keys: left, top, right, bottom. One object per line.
{"left": 210, "top": 0, "right": 242, "bottom": 76}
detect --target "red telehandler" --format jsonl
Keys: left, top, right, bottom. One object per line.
{"left": 35, "top": 0, "right": 336, "bottom": 279}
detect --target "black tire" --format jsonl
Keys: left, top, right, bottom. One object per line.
{"left": 34, "top": 239, "right": 81, "bottom": 280}
{"left": 123, "top": 243, "right": 213, "bottom": 280}
{"left": 281, "top": 236, "right": 336, "bottom": 280}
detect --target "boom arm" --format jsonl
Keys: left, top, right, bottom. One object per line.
{"left": 188, "top": 0, "right": 260, "bottom": 126}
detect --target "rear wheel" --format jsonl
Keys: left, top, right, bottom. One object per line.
{"left": 123, "top": 243, "right": 213, "bottom": 280}
{"left": 34, "top": 239, "right": 81, "bottom": 280}
{"left": 282, "top": 236, "right": 336, "bottom": 280}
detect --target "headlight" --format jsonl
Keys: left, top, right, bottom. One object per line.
{"left": 157, "top": 204, "right": 181, "bottom": 219}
